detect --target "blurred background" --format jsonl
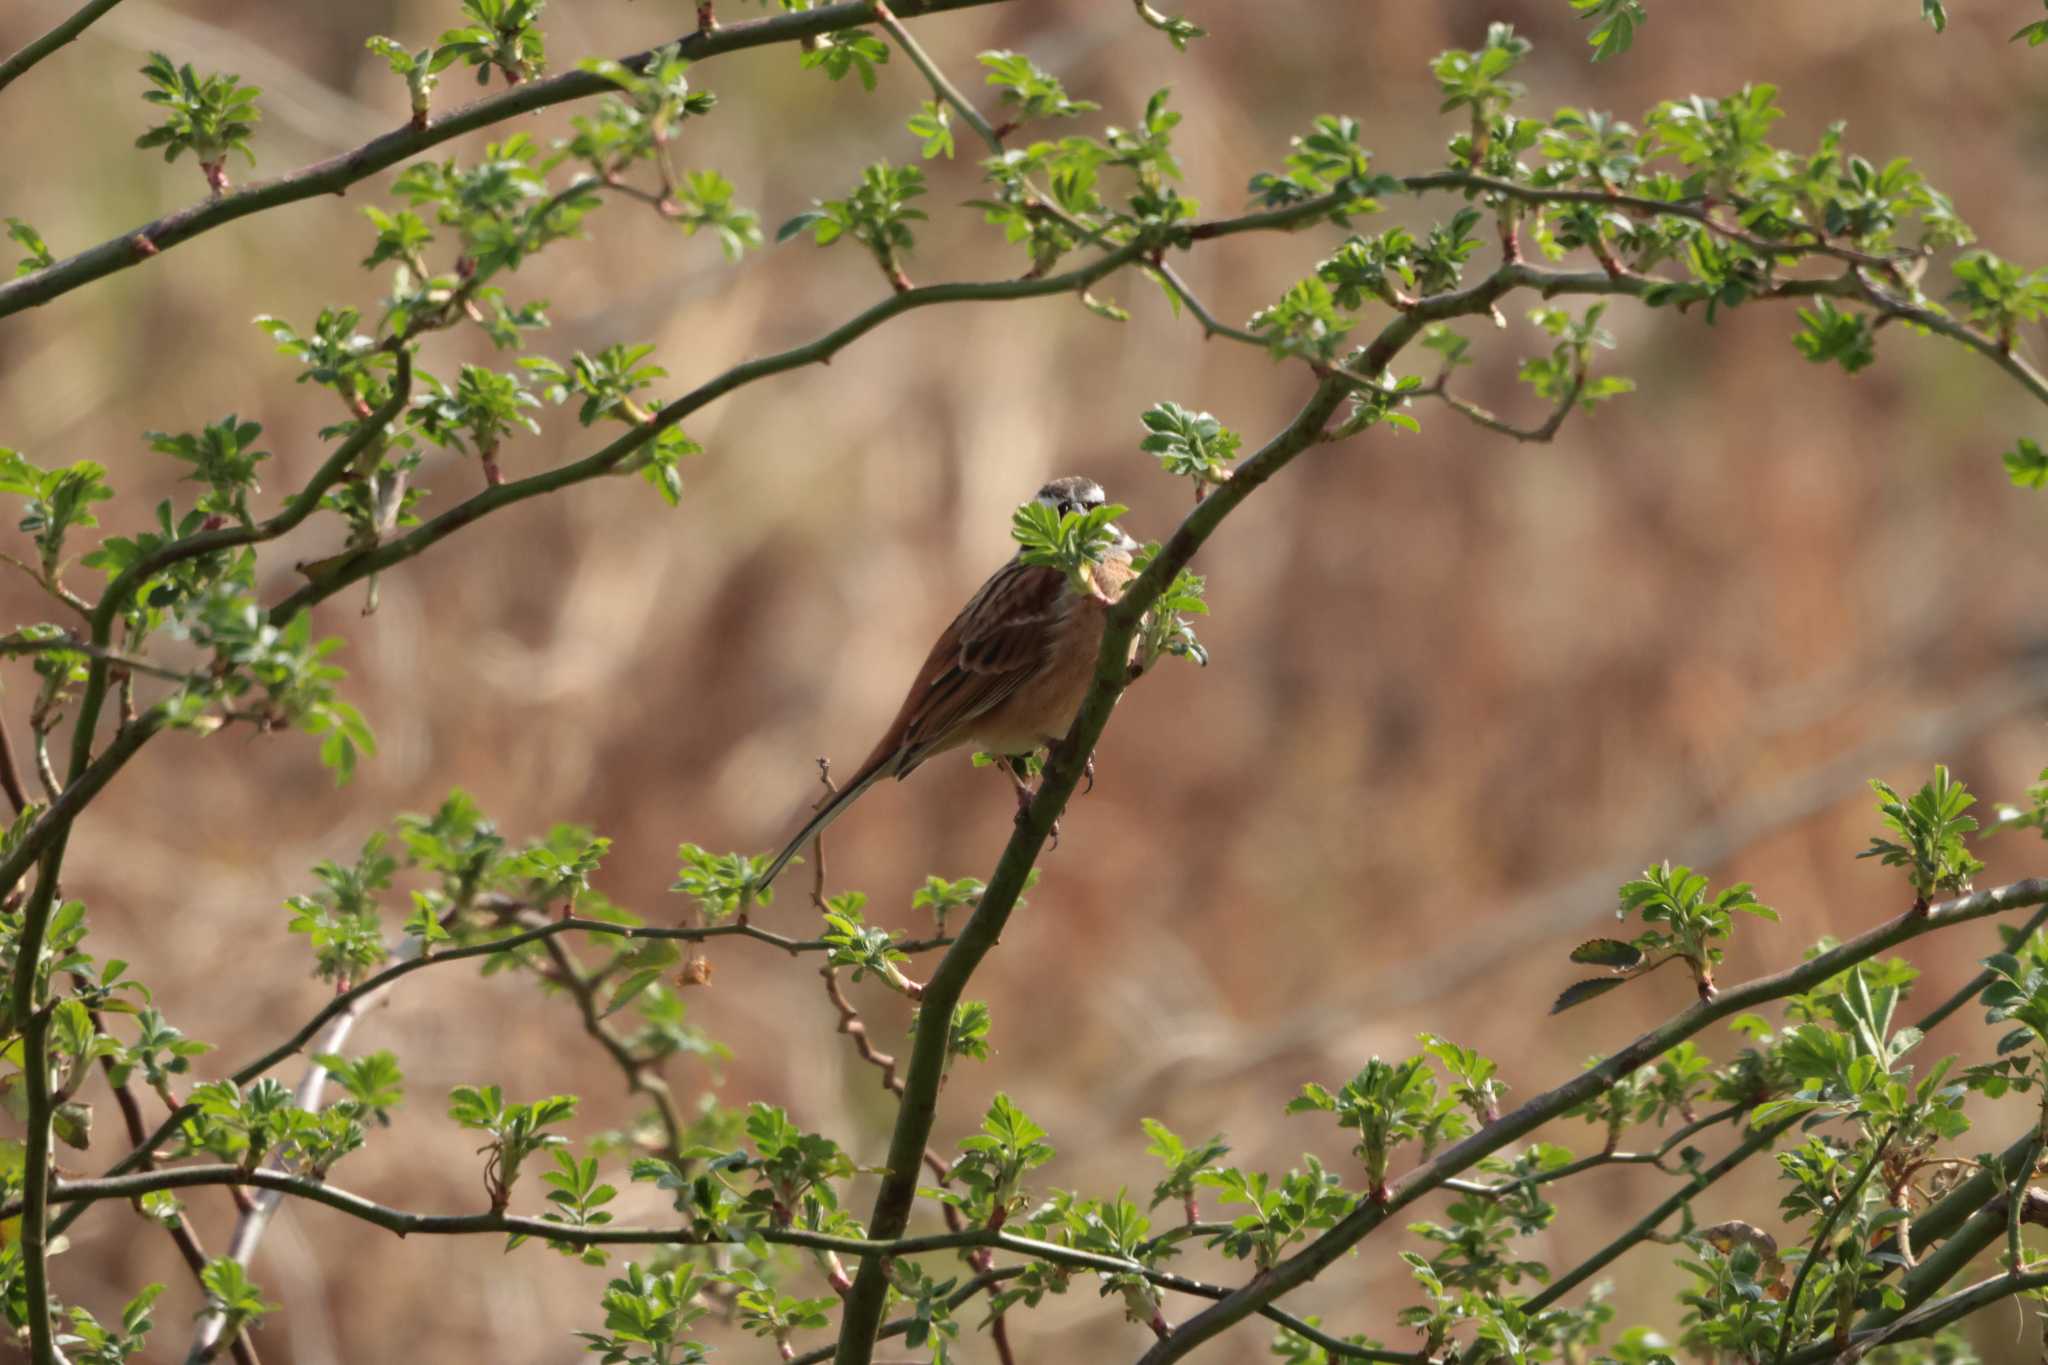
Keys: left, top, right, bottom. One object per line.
{"left": 3, "top": 0, "right": 2048, "bottom": 1361}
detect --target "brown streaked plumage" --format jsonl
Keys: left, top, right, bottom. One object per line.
{"left": 756, "top": 476, "right": 1136, "bottom": 894}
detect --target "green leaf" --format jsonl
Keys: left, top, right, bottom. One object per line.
{"left": 1570, "top": 938, "right": 1645, "bottom": 969}
{"left": 1569, "top": 0, "right": 1646, "bottom": 60}
{"left": 2003, "top": 438, "right": 2048, "bottom": 489}
{"left": 1551, "top": 977, "right": 1628, "bottom": 1013}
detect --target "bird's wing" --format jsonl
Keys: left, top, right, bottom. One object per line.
{"left": 892, "top": 558, "right": 1067, "bottom": 771}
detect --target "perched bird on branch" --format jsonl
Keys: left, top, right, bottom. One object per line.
{"left": 755, "top": 475, "right": 1138, "bottom": 894}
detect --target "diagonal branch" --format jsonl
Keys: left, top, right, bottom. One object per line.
{"left": 825, "top": 249, "right": 1908, "bottom": 1365}
{"left": 262, "top": 244, "right": 1168, "bottom": 623}
{"left": 872, "top": 1, "right": 1003, "bottom": 154}
{"left": 1135, "top": 877, "right": 2048, "bottom": 1364}
{"left": 829, "top": 279, "right": 1450, "bottom": 1362}
{"left": 0, "top": 0, "right": 127, "bottom": 95}
{"left": 0, "top": 0, "right": 1013, "bottom": 321}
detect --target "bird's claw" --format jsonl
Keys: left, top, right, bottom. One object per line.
{"left": 1082, "top": 755, "right": 1096, "bottom": 795}
{"left": 1012, "top": 789, "right": 1061, "bottom": 848}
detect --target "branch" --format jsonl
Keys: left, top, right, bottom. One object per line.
{"left": 835, "top": 256, "right": 1631, "bottom": 1363}
{"left": 786, "top": 1268, "right": 1023, "bottom": 1365}
{"left": 0, "top": 631, "right": 206, "bottom": 685}
{"left": 834, "top": 283, "right": 1411, "bottom": 1361}
{"left": 1524, "top": 1115, "right": 1798, "bottom": 1316}
{"left": 1440, "top": 1103, "right": 1746, "bottom": 1198}
{"left": 533, "top": 932, "right": 687, "bottom": 1158}
{"left": 871, "top": 1, "right": 1003, "bottom": 154}
{"left": 1403, "top": 171, "right": 1910, "bottom": 271}
{"left": 264, "top": 247, "right": 1163, "bottom": 622}
{"left": 0, "top": 356, "right": 413, "bottom": 912}
{"left": 18, "top": 1007, "right": 56, "bottom": 1364}
{"left": 1527, "top": 954, "right": 2008, "bottom": 1322}
{"left": 1135, "top": 876, "right": 2048, "bottom": 1364}
{"left": 81, "top": 992, "right": 239, "bottom": 1327}
{"left": 0, "top": 0, "right": 1014, "bottom": 320}
{"left": 0, "top": 0, "right": 127, "bottom": 95}
{"left": 18, "top": 1165, "right": 1416, "bottom": 1362}
{"left": 1912, "top": 900, "right": 2048, "bottom": 1033}
{"left": 54, "top": 914, "right": 952, "bottom": 1230}
{"left": 1850, "top": 267, "right": 2048, "bottom": 409}
{"left": 1773, "top": 1128, "right": 1895, "bottom": 1365}
{"left": 1396, "top": 173, "right": 2048, "bottom": 410}
{"left": 1149, "top": 260, "right": 1270, "bottom": 348}
{"left": 188, "top": 1008, "right": 364, "bottom": 1363}
{"left": 1819, "top": 1266, "right": 2048, "bottom": 1363}
{"left": 1417, "top": 366, "right": 1586, "bottom": 444}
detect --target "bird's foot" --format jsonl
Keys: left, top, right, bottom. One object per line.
{"left": 1012, "top": 789, "right": 1061, "bottom": 848}
{"left": 1082, "top": 754, "right": 1096, "bottom": 795}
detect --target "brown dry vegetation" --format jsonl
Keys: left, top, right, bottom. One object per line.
{"left": 3, "top": 1, "right": 2048, "bottom": 1362}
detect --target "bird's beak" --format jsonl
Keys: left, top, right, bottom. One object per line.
{"left": 1108, "top": 523, "right": 1141, "bottom": 554}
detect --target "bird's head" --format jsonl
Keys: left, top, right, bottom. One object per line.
{"left": 1034, "top": 475, "right": 1106, "bottom": 517}
{"left": 1032, "top": 475, "right": 1138, "bottom": 554}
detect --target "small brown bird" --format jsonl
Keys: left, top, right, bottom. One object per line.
{"left": 756, "top": 476, "right": 1137, "bottom": 894}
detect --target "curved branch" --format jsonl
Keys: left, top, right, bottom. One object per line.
{"left": 0, "top": 0, "right": 126, "bottom": 95}
{"left": 0, "top": 0, "right": 1013, "bottom": 321}
{"left": 54, "top": 914, "right": 952, "bottom": 1231}
{"left": 1850, "top": 268, "right": 2048, "bottom": 409}
{"left": 1418, "top": 366, "right": 1587, "bottom": 444}
{"left": 263, "top": 246, "right": 1165, "bottom": 622}
{"left": 21, "top": 1165, "right": 1417, "bottom": 1363}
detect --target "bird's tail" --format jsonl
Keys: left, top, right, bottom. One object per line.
{"left": 754, "top": 758, "right": 892, "bottom": 897}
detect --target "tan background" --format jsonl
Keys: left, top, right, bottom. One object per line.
{"left": 3, "top": 0, "right": 2048, "bottom": 1361}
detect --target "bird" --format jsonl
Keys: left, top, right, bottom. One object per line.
{"left": 754, "top": 475, "right": 1138, "bottom": 896}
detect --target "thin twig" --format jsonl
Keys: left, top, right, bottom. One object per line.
{"left": 1417, "top": 365, "right": 1588, "bottom": 444}
{"left": 871, "top": 2, "right": 1003, "bottom": 154}
{"left": 1403, "top": 171, "right": 1912, "bottom": 272}
{"left": 0, "top": 631, "right": 208, "bottom": 685}
{"left": 536, "top": 933, "right": 687, "bottom": 1157}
